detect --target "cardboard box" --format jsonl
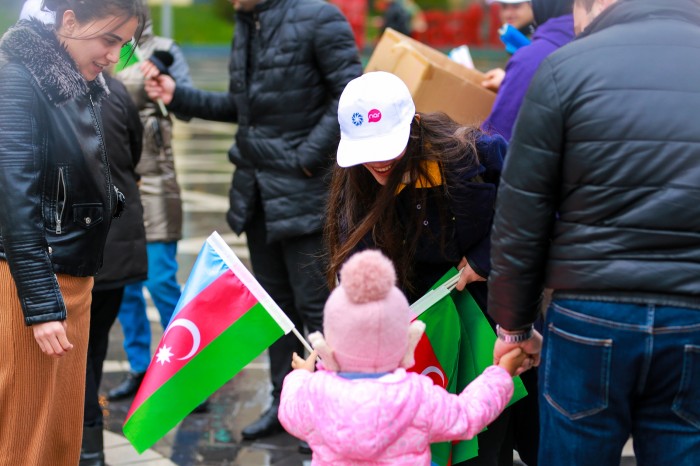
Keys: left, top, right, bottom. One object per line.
{"left": 365, "top": 28, "right": 496, "bottom": 126}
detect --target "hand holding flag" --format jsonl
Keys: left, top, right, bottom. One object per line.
{"left": 116, "top": 40, "right": 169, "bottom": 116}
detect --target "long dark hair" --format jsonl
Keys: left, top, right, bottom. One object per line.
{"left": 43, "top": 0, "right": 147, "bottom": 38}
{"left": 325, "top": 112, "right": 482, "bottom": 293}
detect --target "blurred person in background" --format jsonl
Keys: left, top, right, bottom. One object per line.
{"left": 378, "top": 0, "right": 427, "bottom": 37}
{"left": 482, "top": 0, "right": 574, "bottom": 141}
{"left": 482, "top": 0, "right": 535, "bottom": 90}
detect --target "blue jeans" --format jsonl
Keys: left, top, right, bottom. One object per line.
{"left": 539, "top": 299, "right": 700, "bottom": 466}
{"left": 117, "top": 241, "right": 182, "bottom": 373}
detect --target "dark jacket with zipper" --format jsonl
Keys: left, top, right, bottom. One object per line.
{"left": 488, "top": 0, "right": 700, "bottom": 329}
{"left": 356, "top": 134, "right": 506, "bottom": 305}
{"left": 94, "top": 75, "right": 148, "bottom": 291}
{"left": 0, "top": 20, "right": 121, "bottom": 325}
{"left": 168, "top": 0, "right": 362, "bottom": 242}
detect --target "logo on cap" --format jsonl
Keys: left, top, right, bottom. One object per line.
{"left": 368, "top": 109, "right": 382, "bottom": 123}
{"left": 352, "top": 112, "right": 363, "bottom": 127}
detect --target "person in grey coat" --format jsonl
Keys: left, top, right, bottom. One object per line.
{"left": 143, "top": 0, "right": 362, "bottom": 450}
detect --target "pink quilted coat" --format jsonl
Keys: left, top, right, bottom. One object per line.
{"left": 278, "top": 365, "right": 514, "bottom": 465}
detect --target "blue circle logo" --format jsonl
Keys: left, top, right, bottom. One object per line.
{"left": 351, "top": 112, "right": 363, "bottom": 127}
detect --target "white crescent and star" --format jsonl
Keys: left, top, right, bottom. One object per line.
{"left": 155, "top": 318, "right": 202, "bottom": 364}
{"left": 421, "top": 366, "right": 446, "bottom": 387}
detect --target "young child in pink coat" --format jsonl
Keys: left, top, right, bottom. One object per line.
{"left": 278, "top": 250, "right": 526, "bottom": 465}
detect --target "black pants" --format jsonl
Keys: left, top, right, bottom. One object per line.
{"left": 246, "top": 205, "right": 327, "bottom": 402}
{"left": 84, "top": 288, "right": 124, "bottom": 426}
{"left": 510, "top": 368, "right": 539, "bottom": 465}
{"left": 454, "top": 407, "right": 513, "bottom": 466}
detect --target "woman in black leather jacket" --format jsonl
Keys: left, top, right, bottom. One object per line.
{"left": 0, "top": 1, "right": 145, "bottom": 464}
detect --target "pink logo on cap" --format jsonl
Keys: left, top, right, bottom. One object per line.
{"left": 368, "top": 109, "right": 382, "bottom": 123}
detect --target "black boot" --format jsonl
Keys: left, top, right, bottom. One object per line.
{"left": 79, "top": 425, "right": 105, "bottom": 466}
{"left": 107, "top": 371, "right": 145, "bottom": 401}
{"left": 241, "top": 403, "right": 283, "bottom": 440}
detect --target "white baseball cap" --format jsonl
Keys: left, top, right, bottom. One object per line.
{"left": 337, "top": 72, "right": 416, "bottom": 168}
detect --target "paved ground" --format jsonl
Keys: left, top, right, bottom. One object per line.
{"left": 99, "top": 52, "right": 639, "bottom": 466}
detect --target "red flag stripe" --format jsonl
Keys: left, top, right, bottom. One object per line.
{"left": 127, "top": 270, "right": 258, "bottom": 416}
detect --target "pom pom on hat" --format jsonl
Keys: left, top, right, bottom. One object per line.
{"left": 322, "top": 250, "right": 412, "bottom": 373}
{"left": 339, "top": 250, "right": 396, "bottom": 304}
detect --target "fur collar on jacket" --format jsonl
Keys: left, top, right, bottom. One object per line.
{"left": 0, "top": 18, "right": 108, "bottom": 106}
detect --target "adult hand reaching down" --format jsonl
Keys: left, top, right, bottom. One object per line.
{"left": 455, "top": 256, "right": 487, "bottom": 291}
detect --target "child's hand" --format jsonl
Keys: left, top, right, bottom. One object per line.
{"left": 291, "top": 351, "right": 317, "bottom": 372}
{"left": 498, "top": 348, "right": 531, "bottom": 377}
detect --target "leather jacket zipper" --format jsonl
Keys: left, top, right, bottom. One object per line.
{"left": 55, "top": 167, "right": 66, "bottom": 234}
{"left": 88, "top": 94, "right": 113, "bottom": 217}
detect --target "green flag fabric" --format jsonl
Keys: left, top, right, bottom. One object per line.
{"left": 115, "top": 40, "right": 139, "bottom": 72}
{"left": 413, "top": 269, "right": 528, "bottom": 465}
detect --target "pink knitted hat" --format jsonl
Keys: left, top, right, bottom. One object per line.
{"left": 323, "top": 250, "right": 412, "bottom": 373}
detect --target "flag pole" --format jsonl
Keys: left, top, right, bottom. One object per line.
{"left": 206, "top": 231, "right": 316, "bottom": 356}
{"left": 291, "top": 327, "right": 315, "bottom": 355}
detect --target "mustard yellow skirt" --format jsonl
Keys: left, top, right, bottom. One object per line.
{"left": 0, "top": 261, "right": 92, "bottom": 466}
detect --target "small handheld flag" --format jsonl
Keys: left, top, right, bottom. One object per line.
{"left": 115, "top": 40, "right": 169, "bottom": 116}
{"left": 409, "top": 269, "right": 528, "bottom": 465}
{"left": 115, "top": 40, "right": 139, "bottom": 73}
{"left": 123, "top": 232, "right": 296, "bottom": 453}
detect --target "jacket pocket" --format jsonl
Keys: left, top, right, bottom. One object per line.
{"left": 544, "top": 322, "right": 612, "bottom": 420}
{"left": 672, "top": 345, "right": 700, "bottom": 429}
{"left": 73, "top": 203, "right": 104, "bottom": 229}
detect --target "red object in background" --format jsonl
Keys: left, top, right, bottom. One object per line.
{"left": 461, "top": 3, "right": 484, "bottom": 46}
{"left": 414, "top": 10, "right": 450, "bottom": 48}
{"left": 412, "top": 4, "right": 494, "bottom": 49}
{"left": 366, "top": 1, "right": 503, "bottom": 50}
{"left": 330, "top": 0, "right": 367, "bottom": 51}
{"left": 449, "top": 6, "right": 483, "bottom": 46}
{"left": 488, "top": 2, "right": 502, "bottom": 46}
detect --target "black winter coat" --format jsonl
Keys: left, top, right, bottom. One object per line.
{"left": 169, "top": 0, "right": 362, "bottom": 242}
{"left": 399, "top": 134, "right": 505, "bottom": 303}
{"left": 0, "top": 20, "right": 121, "bottom": 325}
{"left": 95, "top": 75, "right": 148, "bottom": 291}
{"left": 489, "top": 0, "right": 700, "bottom": 329}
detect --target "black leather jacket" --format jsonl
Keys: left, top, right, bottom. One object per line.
{"left": 0, "top": 20, "right": 120, "bottom": 325}
{"left": 169, "top": 0, "right": 362, "bottom": 242}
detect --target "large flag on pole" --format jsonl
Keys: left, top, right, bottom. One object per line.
{"left": 123, "top": 232, "right": 295, "bottom": 453}
{"left": 409, "top": 269, "right": 528, "bottom": 466}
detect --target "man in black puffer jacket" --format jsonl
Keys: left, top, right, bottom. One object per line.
{"left": 487, "top": 0, "right": 700, "bottom": 465}
{"left": 143, "top": 0, "right": 362, "bottom": 450}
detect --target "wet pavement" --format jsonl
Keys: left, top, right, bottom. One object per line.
{"left": 100, "top": 52, "right": 638, "bottom": 465}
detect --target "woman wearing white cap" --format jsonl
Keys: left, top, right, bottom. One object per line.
{"left": 325, "top": 71, "right": 513, "bottom": 465}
